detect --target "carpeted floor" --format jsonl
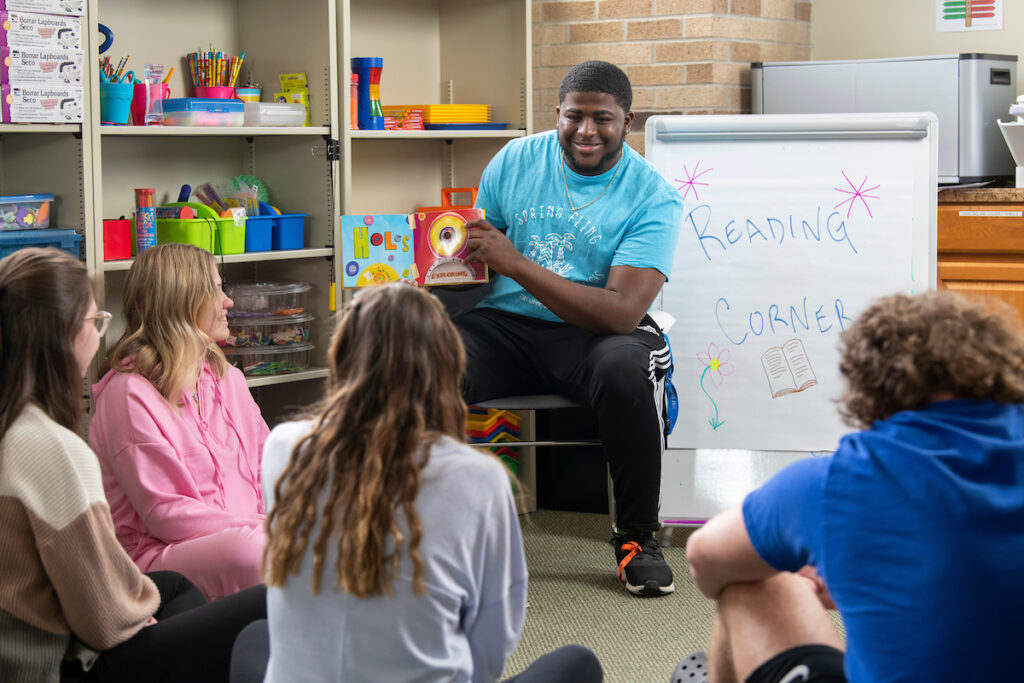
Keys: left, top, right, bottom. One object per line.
{"left": 503, "top": 510, "right": 713, "bottom": 683}
{"left": 504, "top": 510, "right": 844, "bottom": 683}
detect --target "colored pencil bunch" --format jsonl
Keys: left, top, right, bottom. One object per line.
{"left": 100, "top": 54, "right": 130, "bottom": 82}
{"left": 186, "top": 48, "right": 246, "bottom": 88}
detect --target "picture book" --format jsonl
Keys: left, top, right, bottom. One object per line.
{"left": 341, "top": 208, "right": 487, "bottom": 288}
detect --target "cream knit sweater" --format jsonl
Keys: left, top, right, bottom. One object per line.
{"left": 0, "top": 405, "right": 158, "bottom": 682}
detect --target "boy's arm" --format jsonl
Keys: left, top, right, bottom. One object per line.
{"left": 685, "top": 506, "right": 780, "bottom": 600}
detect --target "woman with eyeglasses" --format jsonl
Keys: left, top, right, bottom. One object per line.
{"left": 0, "top": 247, "right": 266, "bottom": 682}
{"left": 90, "top": 243, "right": 269, "bottom": 602}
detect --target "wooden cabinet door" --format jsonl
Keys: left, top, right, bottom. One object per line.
{"left": 938, "top": 202, "right": 1024, "bottom": 320}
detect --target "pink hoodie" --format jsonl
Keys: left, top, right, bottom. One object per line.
{"left": 89, "top": 360, "right": 269, "bottom": 591}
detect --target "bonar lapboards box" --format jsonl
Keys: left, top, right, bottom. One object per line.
{"left": 0, "top": 0, "right": 84, "bottom": 16}
{"left": 2, "top": 82, "right": 81, "bottom": 121}
{"left": 340, "top": 208, "right": 488, "bottom": 287}
{"left": 0, "top": 11, "right": 81, "bottom": 50}
{"left": 1, "top": 46, "right": 83, "bottom": 84}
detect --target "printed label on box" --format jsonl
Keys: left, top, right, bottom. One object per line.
{"left": 0, "top": 11, "right": 81, "bottom": 50}
{"left": 2, "top": 82, "right": 82, "bottom": 121}
{"left": 1, "top": 46, "right": 82, "bottom": 84}
{"left": 0, "top": 0, "right": 84, "bottom": 16}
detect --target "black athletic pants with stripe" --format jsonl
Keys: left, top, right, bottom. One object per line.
{"left": 456, "top": 307, "right": 670, "bottom": 534}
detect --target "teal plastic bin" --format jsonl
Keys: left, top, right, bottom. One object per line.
{"left": 0, "top": 229, "right": 81, "bottom": 260}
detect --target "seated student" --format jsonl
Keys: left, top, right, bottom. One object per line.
{"left": 0, "top": 248, "right": 265, "bottom": 683}
{"left": 261, "top": 283, "right": 602, "bottom": 683}
{"left": 90, "top": 243, "right": 269, "bottom": 601}
{"left": 682, "top": 291, "right": 1024, "bottom": 683}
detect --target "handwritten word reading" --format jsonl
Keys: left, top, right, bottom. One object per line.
{"left": 687, "top": 205, "right": 858, "bottom": 262}
{"left": 715, "top": 295, "right": 854, "bottom": 346}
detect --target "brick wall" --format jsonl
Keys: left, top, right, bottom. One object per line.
{"left": 533, "top": 0, "right": 812, "bottom": 152}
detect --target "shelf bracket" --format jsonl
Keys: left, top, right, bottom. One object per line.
{"left": 324, "top": 136, "right": 340, "bottom": 161}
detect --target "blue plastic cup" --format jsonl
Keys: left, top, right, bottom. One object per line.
{"left": 99, "top": 79, "right": 134, "bottom": 125}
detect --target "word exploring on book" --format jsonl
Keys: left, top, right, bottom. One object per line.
{"left": 760, "top": 338, "right": 818, "bottom": 399}
{"left": 340, "top": 208, "right": 488, "bottom": 288}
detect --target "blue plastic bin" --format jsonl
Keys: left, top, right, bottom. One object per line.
{"left": 245, "top": 216, "right": 273, "bottom": 252}
{"left": 0, "top": 229, "right": 81, "bottom": 260}
{"left": 272, "top": 214, "right": 305, "bottom": 250}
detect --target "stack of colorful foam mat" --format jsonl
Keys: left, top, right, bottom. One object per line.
{"left": 467, "top": 406, "right": 521, "bottom": 476}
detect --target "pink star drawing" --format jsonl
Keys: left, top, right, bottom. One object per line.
{"left": 834, "top": 171, "right": 880, "bottom": 219}
{"left": 674, "top": 161, "right": 712, "bottom": 201}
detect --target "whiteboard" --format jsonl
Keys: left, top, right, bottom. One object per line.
{"left": 646, "top": 114, "right": 937, "bottom": 520}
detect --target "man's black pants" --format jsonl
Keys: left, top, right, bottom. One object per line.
{"left": 456, "top": 307, "right": 670, "bottom": 533}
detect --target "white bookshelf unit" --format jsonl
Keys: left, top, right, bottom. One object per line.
{"left": 0, "top": 0, "right": 530, "bottom": 424}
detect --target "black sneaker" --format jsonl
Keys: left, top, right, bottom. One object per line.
{"left": 611, "top": 532, "right": 675, "bottom": 596}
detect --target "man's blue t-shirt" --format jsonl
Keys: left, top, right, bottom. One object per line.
{"left": 743, "top": 400, "right": 1024, "bottom": 683}
{"left": 474, "top": 130, "right": 683, "bottom": 322}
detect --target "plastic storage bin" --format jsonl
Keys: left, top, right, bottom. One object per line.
{"left": 156, "top": 202, "right": 245, "bottom": 255}
{"left": 0, "top": 228, "right": 80, "bottom": 259}
{"left": 225, "top": 281, "right": 312, "bottom": 317}
{"left": 272, "top": 213, "right": 305, "bottom": 250}
{"left": 222, "top": 312, "right": 313, "bottom": 347}
{"left": 244, "top": 214, "right": 272, "bottom": 252}
{"left": 0, "top": 193, "right": 52, "bottom": 229}
{"left": 157, "top": 98, "right": 244, "bottom": 127}
{"left": 222, "top": 342, "right": 314, "bottom": 376}
{"left": 102, "top": 218, "right": 132, "bottom": 260}
{"left": 243, "top": 101, "right": 305, "bottom": 126}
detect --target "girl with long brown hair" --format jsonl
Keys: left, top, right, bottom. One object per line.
{"left": 89, "top": 243, "right": 268, "bottom": 601}
{"left": 261, "top": 282, "right": 601, "bottom": 682}
{"left": 0, "top": 248, "right": 265, "bottom": 682}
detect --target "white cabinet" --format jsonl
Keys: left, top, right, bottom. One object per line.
{"left": 1, "top": 0, "right": 531, "bottom": 422}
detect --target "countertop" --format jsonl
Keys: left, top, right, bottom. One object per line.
{"left": 938, "top": 186, "right": 1024, "bottom": 203}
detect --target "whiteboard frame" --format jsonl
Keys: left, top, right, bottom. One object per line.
{"left": 647, "top": 113, "right": 938, "bottom": 524}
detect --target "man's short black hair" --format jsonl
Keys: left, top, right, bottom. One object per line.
{"left": 558, "top": 60, "right": 632, "bottom": 113}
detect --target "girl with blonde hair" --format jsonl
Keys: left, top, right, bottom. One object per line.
{"left": 0, "top": 248, "right": 265, "bottom": 682}
{"left": 261, "top": 282, "right": 601, "bottom": 682}
{"left": 90, "top": 243, "right": 269, "bottom": 601}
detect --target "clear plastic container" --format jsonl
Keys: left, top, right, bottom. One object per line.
{"left": 0, "top": 193, "right": 52, "bottom": 230}
{"left": 156, "top": 98, "right": 244, "bottom": 127}
{"left": 222, "top": 312, "right": 313, "bottom": 347}
{"left": 225, "top": 281, "right": 312, "bottom": 317}
{"left": 243, "top": 101, "right": 305, "bottom": 126}
{"left": 222, "top": 342, "right": 314, "bottom": 376}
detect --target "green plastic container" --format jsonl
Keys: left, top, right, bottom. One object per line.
{"left": 156, "top": 202, "right": 246, "bottom": 255}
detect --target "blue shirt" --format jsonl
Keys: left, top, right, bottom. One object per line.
{"left": 474, "top": 130, "right": 683, "bottom": 322}
{"left": 743, "top": 400, "right": 1024, "bottom": 683}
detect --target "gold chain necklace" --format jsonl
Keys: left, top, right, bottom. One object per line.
{"left": 561, "top": 151, "right": 622, "bottom": 212}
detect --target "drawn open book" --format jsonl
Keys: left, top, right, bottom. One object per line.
{"left": 761, "top": 338, "right": 818, "bottom": 398}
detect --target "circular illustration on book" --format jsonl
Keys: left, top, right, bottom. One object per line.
{"left": 428, "top": 212, "right": 468, "bottom": 257}
{"left": 357, "top": 262, "right": 400, "bottom": 286}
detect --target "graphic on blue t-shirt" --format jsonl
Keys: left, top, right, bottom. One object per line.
{"left": 473, "top": 130, "right": 683, "bottom": 323}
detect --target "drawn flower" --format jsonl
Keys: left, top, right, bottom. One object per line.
{"left": 697, "top": 343, "right": 733, "bottom": 387}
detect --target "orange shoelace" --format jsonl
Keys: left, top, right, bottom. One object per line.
{"left": 616, "top": 541, "right": 642, "bottom": 580}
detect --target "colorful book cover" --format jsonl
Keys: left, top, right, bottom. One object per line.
{"left": 341, "top": 208, "right": 487, "bottom": 288}
{"left": 409, "top": 208, "right": 487, "bottom": 286}
{"left": 340, "top": 214, "right": 415, "bottom": 288}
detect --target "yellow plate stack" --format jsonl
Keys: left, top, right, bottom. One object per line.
{"left": 400, "top": 104, "right": 492, "bottom": 124}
